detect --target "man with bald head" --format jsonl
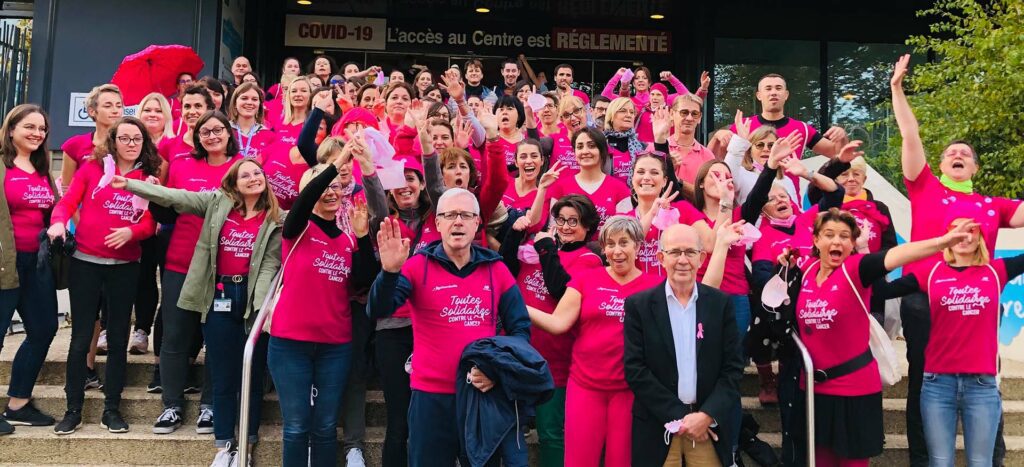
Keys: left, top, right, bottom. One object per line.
{"left": 624, "top": 224, "right": 744, "bottom": 467}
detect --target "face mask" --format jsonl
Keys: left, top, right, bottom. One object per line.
{"left": 518, "top": 244, "right": 540, "bottom": 264}
{"left": 736, "top": 222, "right": 762, "bottom": 248}
{"left": 761, "top": 265, "right": 791, "bottom": 314}
{"left": 664, "top": 419, "right": 683, "bottom": 446}
{"left": 652, "top": 206, "right": 680, "bottom": 231}
{"left": 93, "top": 154, "right": 116, "bottom": 199}
{"left": 768, "top": 214, "right": 797, "bottom": 228}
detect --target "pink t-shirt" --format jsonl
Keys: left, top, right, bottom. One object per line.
{"left": 164, "top": 155, "right": 242, "bottom": 274}
{"left": 626, "top": 200, "right": 703, "bottom": 276}
{"left": 568, "top": 269, "right": 660, "bottom": 391}
{"left": 261, "top": 142, "right": 308, "bottom": 210}
{"left": 539, "top": 125, "right": 579, "bottom": 176}
{"left": 495, "top": 136, "right": 518, "bottom": 173}
{"left": 271, "top": 223, "right": 357, "bottom": 344}
{"left": 50, "top": 162, "right": 155, "bottom": 262}
{"left": 679, "top": 207, "right": 749, "bottom": 295}
{"left": 502, "top": 184, "right": 538, "bottom": 211}
{"left": 750, "top": 208, "right": 818, "bottom": 269}
{"left": 273, "top": 122, "right": 302, "bottom": 146}
{"left": 216, "top": 210, "right": 266, "bottom": 276}
{"left": 923, "top": 259, "right": 1007, "bottom": 375}
{"left": 264, "top": 98, "right": 284, "bottom": 127}
{"left": 236, "top": 126, "right": 279, "bottom": 161}
{"left": 157, "top": 134, "right": 195, "bottom": 167}
{"left": 905, "top": 165, "right": 1020, "bottom": 276}
{"left": 669, "top": 139, "right": 716, "bottom": 185}
{"left": 60, "top": 133, "right": 96, "bottom": 166}
{"left": 796, "top": 254, "right": 880, "bottom": 396}
{"left": 729, "top": 116, "right": 819, "bottom": 199}
{"left": 546, "top": 174, "right": 630, "bottom": 230}
{"left": 518, "top": 244, "right": 603, "bottom": 387}
{"left": 5, "top": 167, "right": 55, "bottom": 253}
{"left": 608, "top": 146, "right": 632, "bottom": 184}
{"left": 402, "top": 256, "right": 519, "bottom": 394}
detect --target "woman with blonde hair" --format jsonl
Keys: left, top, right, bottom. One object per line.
{"left": 138, "top": 93, "right": 175, "bottom": 145}
{"left": 276, "top": 75, "right": 312, "bottom": 146}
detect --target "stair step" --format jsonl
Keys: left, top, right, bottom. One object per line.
{"left": 3, "top": 424, "right": 1023, "bottom": 466}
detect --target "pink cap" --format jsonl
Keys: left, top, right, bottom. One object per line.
{"left": 397, "top": 155, "right": 424, "bottom": 177}
{"left": 650, "top": 83, "right": 669, "bottom": 98}
{"left": 943, "top": 200, "right": 993, "bottom": 230}
{"left": 331, "top": 107, "right": 379, "bottom": 137}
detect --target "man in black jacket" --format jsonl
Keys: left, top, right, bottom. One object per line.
{"left": 624, "top": 224, "right": 743, "bottom": 466}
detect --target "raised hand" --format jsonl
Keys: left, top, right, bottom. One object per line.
{"left": 777, "top": 155, "right": 807, "bottom": 178}
{"left": 768, "top": 132, "right": 803, "bottom": 167}
{"left": 716, "top": 219, "right": 745, "bottom": 247}
{"left": 733, "top": 109, "right": 751, "bottom": 140}
{"left": 823, "top": 126, "right": 849, "bottom": 147}
{"left": 616, "top": 67, "right": 628, "bottom": 76}
{"left": 699, "top": 71, "right": 711, "bottom": 92}
{"left": 659, "top": 71, "right": 672, "bottom": 81}
{"left": 711, "top": 171, "right": 735, "bottom": 206}
{"left": 454, "top": 117, "right": 473, "bottom": 149}
{"left": 377, "top": 217, "right": 411, "bottom": 273}
{"left": 478, "top": 107, "right": 499, "bottom": 139}
{"left": 315, "top": 89, "right": 335, "bottom": 111}
{"left": 538, "top": 161, "right": 565, "bottom": 190}
{"left": 407, "top": 99, "right": 428, "bottom": 125}
{"left": 439, "top": 69, "right": 465, "bottom": 102}
{"left": 648, "top": 181, "right": 679, "bottom": 216}
{"left": 837, "top": 140, "right": 866, "bottom": 163}
{"left": 652, "top": 107, "right": 671, "bottom": 143}
{"left": 855, "top": 220, "right": 871, "bottom": 252}
{"left": 512, "top": 215, "right": 533, "bottom": 232}
{"left": 416, "top": 117, "right": 432, "bottom": 153}
{"left": 534, "top": 225, "right": 556, "bottom": 244}
{"left": 938, "top": 220, "right": 979, "bottom": 249}
{"left": 349, "top": 197, "right": 370, "bottom": 237}
{"left": 891, "top": 54, "right": 911, "bottom": 88}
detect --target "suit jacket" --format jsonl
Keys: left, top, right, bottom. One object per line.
{"left": 624, "top": 281, "right": 744, "bottom": 466}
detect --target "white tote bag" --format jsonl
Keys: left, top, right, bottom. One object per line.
{"left": 841, "top": 264, "right": 902, "bottom": 386}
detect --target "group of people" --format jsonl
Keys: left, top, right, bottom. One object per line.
{"left": 0, "top": 50, "right": 1015, "bottom": 467}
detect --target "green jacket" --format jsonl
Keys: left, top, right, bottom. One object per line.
{"left": 0, "top": 163, "right": 61, "bottom": 290}
{"left": 125, "top": 179, "right": 283, "bottom": 323}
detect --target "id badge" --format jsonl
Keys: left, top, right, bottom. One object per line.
{"left": 213, "top": 298, "right": 232, "bottom": 313}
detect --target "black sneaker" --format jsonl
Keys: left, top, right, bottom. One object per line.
{"left": 147, "top": 364, "right": 162, "bottom": 394}
{"left": 3, "top": 401, "right": 56, "bottom": 426}
{"left": 100, "top": 409, "right": 129, "bottom": 433}
{"left": 0, "top": 416, "right": 13, "bottom": 435}
{"left": 152, "top": 407, "right": 183, "bottom": 434}
{"left": 84, "top": 367, "right": 103, "bottom": 390}
{"left": 184, "top": 365, "right": 202, "bottom": 394}
{"left": 53, "top": 410, "right": 82, "bottom": 435}
{"left": 195, "top": 406, "right": 214, "bottom": 434}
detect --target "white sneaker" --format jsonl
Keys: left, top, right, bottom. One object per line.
{"left": 129, "top": 329, "right": 149, "bottom": 355}
{"left": 346, "top": 447, "right": 366, "bottom": 467}
{"left": 210, "top": 445, "right": 234, "bottom": 467}
{"left": 96, "top": 329, "right": 108, "bottom": 355}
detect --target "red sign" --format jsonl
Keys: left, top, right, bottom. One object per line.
{"left": 552, "top": 28, "right": 671, "bottom": 54}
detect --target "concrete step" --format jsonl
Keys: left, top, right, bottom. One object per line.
{"left": 2, "top": 424, "right": 1022, "bottom": 466}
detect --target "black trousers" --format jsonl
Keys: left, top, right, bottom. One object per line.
{"left": 375, "top": 326, "right": 412, "bottom": 467}
{"left": 65, "top": 258, "right": 139, "bottom": 411}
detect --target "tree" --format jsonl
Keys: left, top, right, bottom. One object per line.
{"left": 871, "top": 0, "right": 1024, "bottom": 197}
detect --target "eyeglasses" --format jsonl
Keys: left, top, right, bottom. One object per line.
{"left": 199, "top": 126, "right": 227, "bottom": 138}
{"left": 560, "top": 108, "right": 584, "bottom": 120}
{"left": 554, "top": 216, "right": 579, "bottom": 227}
{"left": 117, "top": 136, "right": 144, "bottom": 146}
{"left": 676, "top": 109, "right": 701, "bottom": 119}
{"left": 324, "top": 183, "right": 344, "bottom": 193}
{"left": 238, "top": 170, "right": 264, "bottom": 181}
{"left": 178, "top": 79, "right": 193, "bottom": 85}
{"left": 437, "top": 211, "right": 479, "bottom": 221}
{"left": 753, "top": 141, "right": 775, "bottom": 150}
{"left": 661, "top": 248, "right": 703, "bottom": 259}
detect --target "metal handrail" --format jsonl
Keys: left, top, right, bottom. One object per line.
{"left": 238, "top": 270, "right": 282, "bottom": 466}
{"left": 790, "top": 330, "right": 815, "bottom": 467}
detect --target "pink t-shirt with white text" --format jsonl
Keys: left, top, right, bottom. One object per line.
{"left": 5, "top": 167, "right": 55, "bottom": 253}
{"left": 627, "top": 200, "right": 703, "bottom": 276}
{"left": 403, "top": 256, "right": 519, "bottom": 394}
{"left": 539, "top": 125, "right": 579, "bottom": 176}
{"left": 568, "top": 269, "right": 660, "bottom": 391}
{"left": 924, "top": 259, "right": 1008, "bottom": 375}
{"left": 216, "top": 210, "right": 266, "bottom": 276}
{"left": 796, "top": 254, "right": 880, "bottom": 396}
{"left": 608, "top": 146, "right": 632, "bottom": 184}
{"left": 157, "top": 134, "right": 195, "bottom": 167}
{"left": 273, "top": 122, "right": 302, "bottom": 147}
{"left": 164, "top": 155, "right": 242, "bottom": 274}
{"left": 546, "top": 174, "right": 630, "bottom": 230}
{"left": 271, "top": 223, "right": 357, "bottom": 344}
{"left": 261, "top": 142, "right": 308, "bottom": 210}
{"left": 679, "top": 207, "right": 749, "bottom": 295}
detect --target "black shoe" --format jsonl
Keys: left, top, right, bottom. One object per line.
{"left": 147, "top": 364, "right": 163, "bottom": 394}
{"left": 0, "top": 416, "right": 12, "bottom": 435}
{"left": 53, "top": 410, "right": 82, "bottom": 435}
{"left": 152, "top": 407, "right": 183, "bottom": 434}
{"left": 184, "top": 365, "right": 201, "bottom": 394}
{"left": 84, "top": 367, "right": 103, "bottom": 390}
{"left": 3, "top": 401, "right": 56, "bottom": 426}
{"left": 101, "top": 409, "right": 129, "bottom": 433}
{"left": 195, "top": 406, "right": 214, "bottom": 434}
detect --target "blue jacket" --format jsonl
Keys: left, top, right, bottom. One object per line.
{"left": 456, "top": 336, "right": 554, "bottom": 467}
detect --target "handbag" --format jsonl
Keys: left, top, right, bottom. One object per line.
{"left": 260, "top": 226, "right": 308, "bottom": 334}
{"left": 37, "top": 230, "right": 75, "bottom": 291}
{"left": 840, "top": 263, "right": 902, "bottom": 386}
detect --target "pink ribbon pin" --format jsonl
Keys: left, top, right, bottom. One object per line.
{"left": 697, "top": 323, "right": 704, "bottom": 339}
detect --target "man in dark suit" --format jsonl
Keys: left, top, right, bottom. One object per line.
{"left": 624, "top": 224, "right": 743, "bottom": 466}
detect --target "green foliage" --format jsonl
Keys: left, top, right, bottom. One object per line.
{"left": 872, "top": 0, "right": 1024, "bottom": 197}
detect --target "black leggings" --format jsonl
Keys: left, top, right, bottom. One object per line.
{"left": 65, "top": 258, "right": 139, "bottom": 411}
{"left": 375, "top": 326, "right": 412, "bottom": 467}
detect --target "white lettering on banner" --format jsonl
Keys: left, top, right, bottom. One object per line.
{"left": 284, "top": 15, "right": 386, "bottom": 50}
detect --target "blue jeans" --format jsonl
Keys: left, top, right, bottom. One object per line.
{"left": 921, "top": 373, "right": 1001, "bottom": 467}
{"left": 201, "top": 279, "right": 268, "bottom": 448}
{"left": 0, "top": 252, "right": 58, "bottom": 399}
{"left": 267, "top": 336, "right": 351, "bottom": 467}
{"left": 729, "top": 293, "right": 751, "bottom": 457}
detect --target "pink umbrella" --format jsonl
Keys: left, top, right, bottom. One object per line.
{"left": 111, "top": 44, "right": 204, "bottom": 106}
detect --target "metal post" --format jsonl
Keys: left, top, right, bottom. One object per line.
{"left": 790, "top": 331, "right": 815, "bottom": 467}
{"left": 237, "top": 271, "right": 281, "bottom": 466}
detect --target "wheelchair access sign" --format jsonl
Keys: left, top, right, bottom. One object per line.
{"left": 68, "top": 92, "right": 138, "bottom": 127}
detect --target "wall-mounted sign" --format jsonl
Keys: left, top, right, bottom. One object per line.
{"left": 285, "top": 15, "right": 386, "bottom": 50}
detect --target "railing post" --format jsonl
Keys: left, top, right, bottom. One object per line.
{"left": 790, "top": 330, "right": 815, "bottom": 467}
{"left": 238, "top": 271, "right": 281, "bottom": 466}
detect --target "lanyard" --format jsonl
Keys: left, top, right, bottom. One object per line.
{"left": 233, "top": 123, "right": 262, "bottom": 158}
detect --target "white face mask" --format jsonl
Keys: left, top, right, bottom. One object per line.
{"left": 761, "top": 265, "right": 791, "bottom": 311}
